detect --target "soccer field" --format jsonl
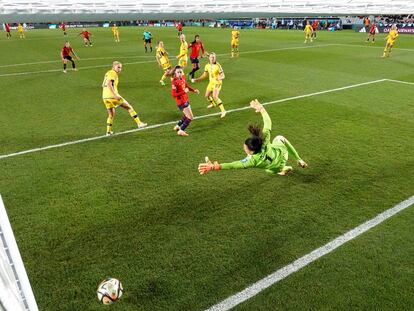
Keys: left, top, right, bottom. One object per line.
{"left": 0, "top": 26, "right": 413, "bottom": 310}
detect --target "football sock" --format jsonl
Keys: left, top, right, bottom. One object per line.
{"left": 71, "top": 60, "right": 76, "bottom": 68}
{"left": 145, "top": 46, "right": 147, "bottom": 52}
{"left": 150, "top": 47, "right": 152, "bottom": 52}
{"left": 180, "top": 117, "right": 192, "bottom": 131}
{"left": 63, "top": 63, "right": 67, "bottom": 70}
{"left": 177, "top": 116, "right": 185, "bottom": 127}
{"left": 283, "top": 138, "right": 301, "bottom": 160}
{"left": 189, "top": 69, "right": 195, "bottom": 79}
{"left": 129, "top": 109, "right": 142, "bottom": 124}
{"left": 218, "top": 103, "right": 226, "bottom": 113}
{"left": 207, "top": 96, "right": 216, "bottom": 107}
{"left": 106, "top": 116, "right": 113, "bottom": 133}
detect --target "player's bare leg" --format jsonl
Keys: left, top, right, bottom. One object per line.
{"left": 205, "top": 90, "right": 215, "bottom": 109}
{"left": 120, "top": 102, "right": 147, "bottom": 128}
{"left": 213, "top": 87, "right": 226, "bottom": 118}
{"left": 63, "top": 59, "right": 68, "bottom": 73}
{"left": 106, "top": 108, "right": 115, "bottom": 135}
{"left": 177, "top": 106, "right": 193, "bottom": 136}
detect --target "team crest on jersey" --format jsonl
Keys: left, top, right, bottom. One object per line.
{"left": 240, "top": 156, "right": 251, "bottom": 163}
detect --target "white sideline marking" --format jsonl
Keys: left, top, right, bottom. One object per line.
{"left": 205, "top": 195, "right": 414, "bottom": 311}
{"left": 0, "top": 78, "right": 387, "bottom": 161}
{"left": 333, "top": 43, "right": 414, "bottom": 52}
{"left": 386, "top": 79, "right": 414, "bottom": 86}
{"left": 0, "top": 44, "right": 333, "bottom": 77}
{"left": 0, "top": 60, "right": 156, "bottom": 77}
{"left": 0, "top": 55, "right": 154, "bottom": 68}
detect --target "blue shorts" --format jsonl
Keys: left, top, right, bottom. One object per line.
{"left": 177, "top": 102, "right": 190, "bottom": 110}
{"left": 190, "top": 57, "right": 199, "bottom": 64}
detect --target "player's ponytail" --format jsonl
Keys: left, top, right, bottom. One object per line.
{"left": 245, "top": 124, "right": 264, "bottom": 154}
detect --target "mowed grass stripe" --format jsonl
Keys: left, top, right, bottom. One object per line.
{"left": 0, "top": 44, "right": 334, "bottom": 76}
{"left": 0, "top": 78, "right": 387, "bottom": 160}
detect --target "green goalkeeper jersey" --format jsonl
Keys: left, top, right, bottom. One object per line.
{"left": 220, "top": 111, "right": 288, "bottom": 174}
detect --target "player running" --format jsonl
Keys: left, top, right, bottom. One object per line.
{"left": 304, "top": 21, "right": 313, "bottom": 43}
{"left": 60, "top": 22, "right": 67, "bottom": 36}
{"left": 171, "top": 66, "right": 200, "bottom": 136}
{"left": 79, "top": 29, "right": 93, "bottom": 46}
{"left": 143, "top": 29, "right": 152, "bottom": 52}
{"left": 4, "top": 23, "right": 11, "bottom": 39}
{"left": 156, "top": 41, "right": 172, "bottom": 86}
{"left": 17, "top": 23, "right": 25, "bottom": 39}
{"left": 188, "top": 35, "right": 206, "bottom": 79}
{"left": 175, "top": 21, "right": 183, "bottom": 36}
{"left": 191, "top": 52, "right": 226, "bottom": 118}
{"left": 366, "top": 23, "right": 377, "bottom": 43}
{"left": 198, "top": 99, "right": 308, "bottom": 176}
{"left": 231, "top": 26, "right": 240, "bottom": 58}
{"left": 112, "top": 24, "right": 120, "bottom": 42}
{"left": 382, "top": 24, "right": 398, "bottom": 58}
{"left": 176, "top": 34, "right": 188, "bottom": 69}
{"left": 61, "top": 42, "right": 79, "bottom": 73}
{"left": 102, "top": 61, "right": 147, "bottom": 135}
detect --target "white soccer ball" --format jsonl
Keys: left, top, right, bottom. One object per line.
{"left": 97, "top": 278, "right": 124, "bottom": 305}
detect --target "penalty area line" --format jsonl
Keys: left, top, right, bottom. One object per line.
{"left": 205, "top": 195, "right": 414, "bottom": 311}
{"left": 0, "top": 78, "right": 386, "bottom": 161}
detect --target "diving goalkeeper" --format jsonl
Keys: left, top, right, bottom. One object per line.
{"left": 198, "top": 99, "right": 308, "bottom": 176}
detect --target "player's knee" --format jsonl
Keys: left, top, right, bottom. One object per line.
{"left": 276, "top": 135, "right": 286, "bottom": 143}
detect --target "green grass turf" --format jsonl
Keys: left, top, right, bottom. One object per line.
{"left": 0, "top": 27, "right": 413, "bottom": 310}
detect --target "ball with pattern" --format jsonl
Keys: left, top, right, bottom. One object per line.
{"left": 96, "top": 278, "right": 123, "bottom": 305}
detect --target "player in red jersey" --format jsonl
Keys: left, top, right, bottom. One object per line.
{"left": 4, "top": 23, "right": 11, "bottom": 39}
{"left": 171, "top": 66, "right": 199, "bottom": 136}
{"left": 175, "top": 21, "right": 183, "bottom": 36}
{"left": 60, "top": 22, "right": 67, "bottom": 36}
{"left": 311, "top": 20, "right": 319, "bottom": 40}
{"left": 79, "top": 29, "right": 93, "bottom": 46}
{"left": 188, "top": 35, "right": 206, "bottom": 79}
{"left": 366, "top": 23, "right": 378, "bottom": 43}
{"left": 61, "top": 42, "right": 79, "bottom": 73}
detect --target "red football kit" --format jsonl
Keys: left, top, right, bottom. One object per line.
{"left": 80, "top": 31, "right": 91, "bottom": 39}
{"left": 189, "top": 42, "right": 205, "bottom": 58}
{"left": 61, "top": 46, "right": 73, "bottom": 57}
{"left": 171, "top": 76, "right": 195, "bottom": 106}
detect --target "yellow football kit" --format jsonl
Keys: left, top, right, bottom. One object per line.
{"left": 156, "top": 47, "right": 171, "bottom": 70}
{"left": 386, "top": 29, "right": 398, "bottom": 45}
{"left": 102, "top": 69, "right": 124, "bottom": 108}
{"left": 178, "top": 41, "right": 188, "bottom": 67}
{"left": 205, "top": 62, "right": 224, "bottom": 92}
{"left": 231, "top": 30, "right": 240, "bottom": 46}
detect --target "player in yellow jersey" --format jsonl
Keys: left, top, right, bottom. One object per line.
{"left": 231, "top": 26, "right": 240, "bottom": 58}
{"left": 382, "top": 24, "right": 398, "bottom": 58}
{"left": 112, "top": 24, "right": 120, "bottom": 42}
{"left": 176, "top": 34, "right": 188, "bottom": 68}
{"left": 156, "top": 41, "right": 172, "bottom": 86}
{"left": 102, "top": 61, "right": 147, "bottom": 135}
{"left": 192, "top": 52, "right": 226, "bottom": 118}
{"left": 17, "top": 23, "right": 25, "bottom": 39}
{"left": 304, "top": 21, "right": 313, "bottom": 43}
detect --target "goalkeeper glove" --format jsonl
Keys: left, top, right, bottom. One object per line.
{"left": 198, "top": 157, "right": 221, "bottom": 175}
